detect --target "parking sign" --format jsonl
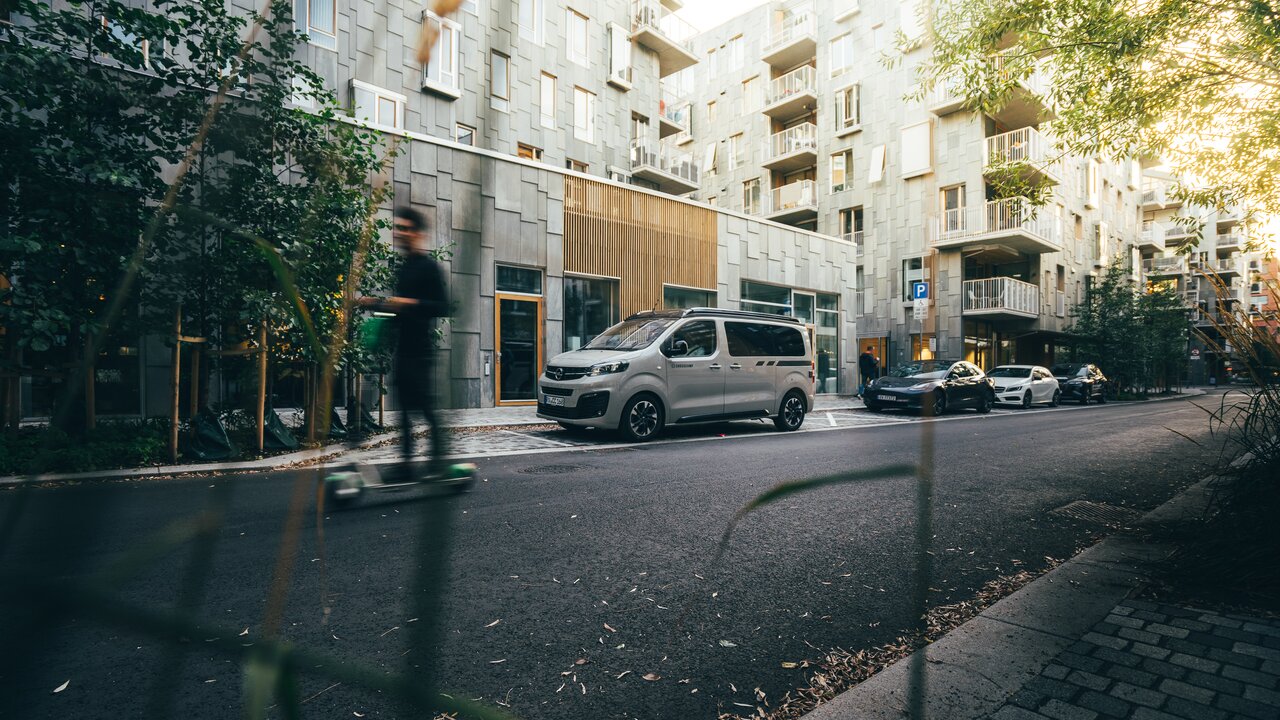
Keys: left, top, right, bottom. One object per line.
{"left": 912, "top": 281, "right": 929, "bottom": 300}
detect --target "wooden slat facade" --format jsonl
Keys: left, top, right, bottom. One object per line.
{"left": 563, "top": 176, "right": 717, "bottom": 317}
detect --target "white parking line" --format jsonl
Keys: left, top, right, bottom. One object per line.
{"left": 499, "top": 428, "right": 574, "bottom": 447}
{"left": 827, "top": 412, "right": 836, "bottom": 426}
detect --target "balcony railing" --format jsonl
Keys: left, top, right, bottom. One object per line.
{"left": 934, "top": 197, "right": 1062, "bottom": 250}
{"left": 762, "top": 10, "right": 815, "bottom": 58}
{"left": 1140, "top": 221, "right": 1166, "bottom": 249}
{"left": 763, "top": 65, "right": 816, "bottom": 109}
{"left": 765, "top": 179, "right": 816, "bottom": 214}
{"left": 842, "top": 230, "right": 865, "bottom": 258}
{"left": 764, "top": 122, "right": 817, "bottom": 162}
{"left": 1217, "top": 258, "right": 1240, "bottom": 274}
{"left": 631, "top": 0, "right": 697, "bottom": 51}
{"left": 1142, "top": 256, "right": 1186, "bottom": 275}
{"left": 659, "top": 89, "right": 690, "bottom": 134}
{"left": 984, "top": 126, "right": 1057, "bottom": 180}
{"left": 629, "top": 138, "right": 698, "bottom": 185}
{"left": 1217, "top": 232, "right": 1242, "bottom": 250}
{"left": 963, "top": 277, "right": 1041, "bottom": 318}
{"left": 992, "top": 49, "right": 1049, "bottom": 99}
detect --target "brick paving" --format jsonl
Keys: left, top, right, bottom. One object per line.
{"left": 985, "top": 600, "right": 1280, "bottom": 720}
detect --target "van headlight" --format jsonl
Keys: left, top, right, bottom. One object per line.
{"left": 589, "top": 361, "right": 630, "bottom": 376}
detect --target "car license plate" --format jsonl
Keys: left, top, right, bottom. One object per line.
{"left": 877, "top": 394, "right": 901, "bottom": 402}
{"left": 544, "top": 395, "right": 565, "bottom": 406}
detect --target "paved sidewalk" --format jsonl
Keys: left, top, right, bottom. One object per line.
{"left": 800, "top": 475, "right": 1280, "bottom": 720}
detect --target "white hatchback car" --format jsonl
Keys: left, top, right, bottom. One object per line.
{"left": 987, "top": 365, "right": 1061, "bottom": 408}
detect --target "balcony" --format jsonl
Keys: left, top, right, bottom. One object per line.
{"left": 932, "top": 197, "right": 1063, "bottom": 254}
{"left": 1217, "top": 208, "right": 1243, "bottom": 227}
{"left": 988, "top": 51, "right": 1054, "bottom": 128}
{"left": 658, "top": 88, "right": 690, "bottom": 138}
{"left": 1139, "top": 221, "right": 1166, "bottom": 252}
{"left": 762, "top": 123, "right": 817, "bottom": 173}
{"left": 843, "top": 230, "right": 865, "bottom": 260}
{"left": 962, "top": 277, "right": 1041, "bottom": 320}
{"left": 629, "top": 138, "right": 699, "bottom": 194}
{"left": 762, "top": 65, "right": 817, "bottom": 121}
{"left": 761, "top": 10, "right": 816, "bottom": 68}
{"left": 1142, "top": 256, "right": 1187, "bottom": 276}
{"left": 763, "top": 180, "right": 817, "bottom": 224}
{"left": 1141, "top": 179, "right": 1183, "bottom": 211}
{"left": 630, "top": 0, "right": 699, "bottom": 77}
{"left": 1216, "top": 232, "right": 1243, "bottom": 252}
{"left": 1215, "top": 257, "right": 1241, "bottom": 277}
{"left": 984, "top": 126, "right": 1058, "bottom": 184}
{"left": 927, "top": 75, "right": 967, "bottom": 116}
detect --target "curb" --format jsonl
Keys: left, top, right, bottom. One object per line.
{"left": 799, "top": 469, "right": 1223, "bottom": 720}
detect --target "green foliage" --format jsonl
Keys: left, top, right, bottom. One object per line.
{"left": 0, "top": 419, "right": 170, "bottom": 474}
{"left": 1067, "top": 258, "right": 1190, "bottom": 394}
{"left": 921, "top": 0, "right": 1280, "bottom": 249}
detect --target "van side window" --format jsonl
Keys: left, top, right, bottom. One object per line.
{"left": 671, "top": 320, "right": 717, "bottom": 357}
{"left": 769, "top": 325, "right": 806, "bottom": 356}
{"left": 725, "top": 321, "right": 774, "bottom": 356}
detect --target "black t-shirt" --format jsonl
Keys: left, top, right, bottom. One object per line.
{"left": 859, "top": 352, "right": 879, "bottom": 376}
{"left": 393, "top": 252, "right": 448, "bottom": 356}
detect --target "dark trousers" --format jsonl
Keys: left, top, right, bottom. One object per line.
{"left": 395, "top": 352, "right": 447, "bottom": 471}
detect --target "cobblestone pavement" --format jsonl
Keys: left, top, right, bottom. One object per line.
{"left": 988, "top": 599, "right": 1280, "bottom": 720}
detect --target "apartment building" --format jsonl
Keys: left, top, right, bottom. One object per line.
{"left": 680, "top": 0, "right": 1147, "bottom": 372}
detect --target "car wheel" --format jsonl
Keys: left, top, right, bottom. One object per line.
{"left": 1021, "top": 391, "right": 1033, "bottom": 409}
{"left": 1050, "top": 390, "right": 1061, "bottom": 407}
{"left": 976, "top": 391, "right": 993, "bottom": 414}
{"left": 619, "top": 394, "right": 663, "bottom": 442}
{"left": 926, "top": 392, "right": 947, "bottom": 418}
{"left": 865, "top": 402, "right": 882, "bottom": 413}
{"left": 557, "top": 422, "right": 591, "bottom": 436}
{"left": 773, "top": 391, "right": 807, "bottom": 432}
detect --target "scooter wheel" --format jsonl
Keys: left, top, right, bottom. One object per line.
{"left": 325, "top": 471, "right": 363, "bottom": 508}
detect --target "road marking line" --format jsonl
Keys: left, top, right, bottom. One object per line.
{"left": 499, "top": 428, "right": 574, "bottom": 447}
{"left": 827, "top": 412, "right": 836, "bottom": 426}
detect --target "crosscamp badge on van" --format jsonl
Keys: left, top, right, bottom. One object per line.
{"left": 537, "top": 308, "right": 816, "bottom": 442}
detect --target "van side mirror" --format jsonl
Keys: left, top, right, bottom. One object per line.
{"left": 668, "top": 339, "right": 689, "bottom": 357}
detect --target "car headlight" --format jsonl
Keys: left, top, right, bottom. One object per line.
{"left": 909, "top": 381, "right": 939, "bottom": 390}
{"left": 589, "top": 361, "right": 629, "bottom": 376}
{"left": 1066, "top": 379, "right": 1082, "bottom": 385}
{"left": 1006, "top": 383, "right": 1027, "bottom": 391}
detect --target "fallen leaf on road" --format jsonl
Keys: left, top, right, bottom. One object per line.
{"left": 574, "top": 658, "right": 588, "bottom": 665}
{"left": 642, "top": 673, "right": 660, "bottom": 681}
{"left": 781, "top": 662, "right": 799, "bottom": 669}
{"left": 603, "top": 623, "right": 617, "bottom": 633}
{"left": 616, "top": 671, "right": 631, "bottom": 679}
{"left": 485, "top": 619, "right": 501, "bottom": 628}
{"left": 678, "top": 678, "right": 689, "bottom": 684}
{"left": 712, "top": 592, "right": 719, "bottom": 598}
{"left": 489, "top": 659, "right": 506, "bottom": 664}
{"left": 52, "top": 680, "right": 69, "bottom": 694}
{"left": 730, "top": 683, "right": 738, "bottom": 692}
{"left": 732, "top": 702, "right": 754, "bottom": 708}
{"left": 239, "top": 628, "right": 249, "bottom": 636}
{"left": 556, "top": 683, "right": 565, "bottom": 693}
{"left": 614, "top": 644, "right": 625, "bottom": 649}
{"left": 379, "top": 626, "right": 400, "bottom": 638}
{"left": 579, "top": 683, "right": 587, "bottom": 695}
{"left": 353, "top": 713, "right": 364, "bottom": 718}
{"left": 718, "top": 640, "right": 737, "bottom": 647}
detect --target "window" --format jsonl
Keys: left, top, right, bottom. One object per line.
{"left": 743, "top": 178, "right": 761, "bottom": 214}
{"left": 608, "top": 22, "right": 631, "bottom": 87}
{"left": 422, "top": 11, "right": 461, "bottom": 97}
{"left": 663, "top": 285, "right": 717, "bottom": 310}
{"left": 839, "top": 207, "right": 864, "bottom": 243}
{"left": 1085, "top": 159, "right": 1100, "bottom": 208}
{"left": 868, "top": 144, "right": 886, "bottom": 183}
{"left": 703, "top": 143, "right": 718, "bottom": 175}
{"left": 726, "top": 35, "right": 744, "bottom": 72}
{"left": 829, "top": 33, "right": 854, "bottom": 75}
{"left": 900, "top": 122, "right": 932, "bottom": 177}
{"left": 294, "top": 0, "right": 337, "bottom": 50}
{"left": 490, "top": 51, "right": 510, "bottom": 110}
{"left": 540, "top": 73, "right": 556, "bottom": 128}
{"left": 902, "top": 258, "right": 924, "bottom": 301}
{"left": 351, "top": 80, "right": 406, "bottom": 131}
{"left": 455, "top": 123, "right": 475, "bottom": 146}
{"left": 566, "top": 159, "right": 588, "bottom": 173}
{"left": 741, "top": 280, "right": 792, "bottom": 313}
{"left": 900, "top": 0, "right": 926, "bottom": 41}
{"left": 706, "top": 47, "right": 717, "bottom": 76}
{"left": 517, "top": 143, "right": 543, "bottom": 160}
{"left": 835, "top": 84, "right": 860, "bottom": 132}
{"left": 726, "top": 323, "right": 805, "bottom": 357}
{"left": 496, "top": 265, "right": 543, "bottom": 294}
{"left": 574, "top": 87, "right": 596, "bottom": 143}
{"left": 831, "top": 149, "right": 853, "bottom": 192}
{"left": 519, "top": 0, "right": 544, "bottom": 44}
{"left": 667, "top": 320, "right": 717, "bottom": 357}
{"left": 567, "top": 9, "right": 589, "bottom": 66}
{"left": 706, "top": 100, "right": 717, "bottom": 127}
{"left": 564, "top": 276, "right": 620, "bottom": 351}
{"left": 729, "top": 133, "right": 744, "bottom": 170}
{"left": 940, "top": 184, "right": 965, "bottom": 233}
{"left": 741, "top": 76, "right": 759, "bottom": 117}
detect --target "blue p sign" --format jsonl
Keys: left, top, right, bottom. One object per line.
{"left": 912, "top": 281, "right": 929, "bottom": 300}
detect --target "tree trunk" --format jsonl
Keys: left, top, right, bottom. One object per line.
{"left": 169, "top": 308, "right": 182, "bottom": 463}
{"left": 256, "top": 324, "right": 266, "bottom": 454}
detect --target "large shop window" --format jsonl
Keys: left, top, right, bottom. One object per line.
{"left": 496, "top": 265, "right": 542, "bottom": 295}
{"left": 564, "top": 276, "right": 619, "bottom": 351}
{"left": 663, "top": 285, "right": 716, "bottom": 310}
{"left": 740, "top": 280, "right": 791, "bottom": 314}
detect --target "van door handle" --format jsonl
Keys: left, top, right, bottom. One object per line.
{"left": 729, "top": 363, "right": 742, "bottom": 370}
{"left": 709, "top": 364, "right": 722, "bottom": 371}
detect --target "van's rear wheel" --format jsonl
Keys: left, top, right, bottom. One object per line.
{"left": 773, "top": 391, "right": 807, "bottom": 431}
{"left": 619, "top": 394, "right": 663, "bottom": 442}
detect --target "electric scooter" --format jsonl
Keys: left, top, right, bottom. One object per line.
{"left": 324, "top": 460, "right": 477, "bottom": 508}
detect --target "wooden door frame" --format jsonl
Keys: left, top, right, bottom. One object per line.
{"left": 495, "top": 292, "right": 544, "bottom": 406}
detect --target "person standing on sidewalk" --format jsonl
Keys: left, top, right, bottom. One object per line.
{"left": 359, "top": 206, "right": 450, "bottom": 478}
{"left": 858, "top": 345, "right": 879, "bottom": 397}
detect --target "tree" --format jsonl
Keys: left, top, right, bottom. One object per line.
{"left": 919, "top": 0, "right": 1280, "bottom": 247}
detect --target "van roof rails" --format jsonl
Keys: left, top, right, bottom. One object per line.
{"left": 625, "top": 307, "right": 803, "bottom": 324}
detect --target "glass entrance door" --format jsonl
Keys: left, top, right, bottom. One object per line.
{"left": 496, "top": 294, "right": 542, "bottom": 405}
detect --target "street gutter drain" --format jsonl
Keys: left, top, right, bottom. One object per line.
{"left": 520, "top": 464, "right": 587, "bottom": 475}
{"left": 1051, "top": 500, "right": 1142, "bottom": 528}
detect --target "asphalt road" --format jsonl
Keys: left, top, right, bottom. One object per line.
{"left": 0, "top": 393, "right": 1233, "bottom": 720}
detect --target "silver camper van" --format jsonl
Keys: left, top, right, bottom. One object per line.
{"left": 537, "top": 308, "right": 816, "bottom": 441}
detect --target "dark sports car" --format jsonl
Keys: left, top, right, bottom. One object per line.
{"left": 1050, "top": 363, "right": 1108, "bottom": 404}
{"left": 863, "top": 359, "right": 995, "bottom": 415}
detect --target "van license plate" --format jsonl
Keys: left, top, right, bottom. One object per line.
{"left": 544, "top": 395, "right": 565, "bottom": 406}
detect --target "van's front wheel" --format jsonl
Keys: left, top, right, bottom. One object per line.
{"left": 619, "top": 394, "right": 664, "bottom": 442}
{"left": 773, "top": 391, "right": 807, "bottom": 432}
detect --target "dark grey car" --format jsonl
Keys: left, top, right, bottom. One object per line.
{"left": 863, "top": 360, "right": 995, "bottom": 415}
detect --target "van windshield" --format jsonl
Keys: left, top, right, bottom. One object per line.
{"left": 582, "top": 318, "right": 676, "bottom": 351}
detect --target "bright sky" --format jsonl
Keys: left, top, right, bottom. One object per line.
{"left": 675, "top": 0, "right": 771, "bottom": 32}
